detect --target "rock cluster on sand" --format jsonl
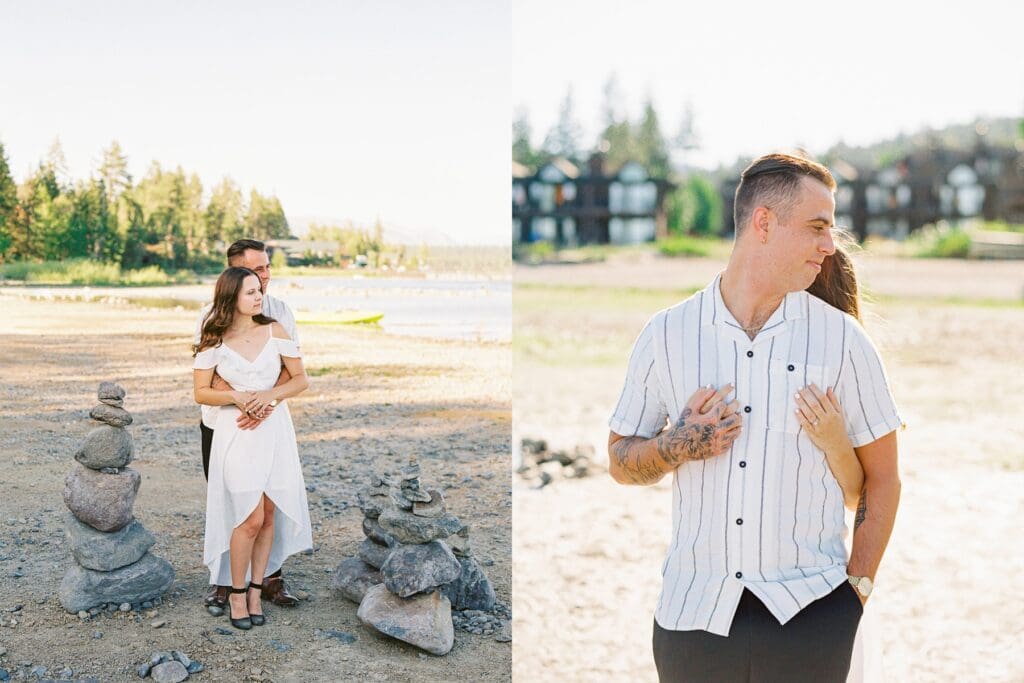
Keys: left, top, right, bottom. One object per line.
{"left": 58, "top": 383, "right": 174, "bottom": 614}
{"left": 516, "top": 438, "right": 595, "bottom": 488}
{"left": 330, "top": 457, "right": 496, "bottom": 655}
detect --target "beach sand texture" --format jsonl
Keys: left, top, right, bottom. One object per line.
{"left": 0, "top": 293, "right": 511, "bottom": 682}
{"left": 513, "top": 253, "right": 1024, "bottom": 683}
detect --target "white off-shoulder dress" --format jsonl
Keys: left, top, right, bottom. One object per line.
{"left": 193, "top": 327, "right": 313, "bottom": 586}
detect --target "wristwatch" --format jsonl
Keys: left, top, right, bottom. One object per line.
{"left": 847, "top": 575, "right": 873, "bottom": 598}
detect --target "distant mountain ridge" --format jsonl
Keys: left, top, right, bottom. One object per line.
{"left": 710, "top": 116, "right": 1022, "bottom": 177}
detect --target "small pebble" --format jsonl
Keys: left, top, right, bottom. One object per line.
{"left": 77, "top": 611, "right": 89, "bottom": 620}
{"left": 93, "top": 631, "right": 103, "bottom": 639}
{"left": 150, "top": 619, "right": 166, "bottom": 629}
{"left": 119, "top": 603, "right": 131, "bottom": 612}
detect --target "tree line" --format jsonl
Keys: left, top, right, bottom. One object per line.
{"left": 0, "top": 139, "right": 289, "bottom": 269}
{"left": 513, "top": 77, "right": 723, "bottom": 237}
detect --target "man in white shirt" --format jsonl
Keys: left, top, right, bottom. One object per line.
{"left": 608, "top": 153, "right": 901, "bottom": 682}
{"left": 195, "top": 239, "right": 302, "bottom": 612}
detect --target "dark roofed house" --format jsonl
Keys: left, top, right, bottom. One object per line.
{"left": 264, "top": 239, "right": 342, "bottom": 265}
{"left": 513, "top": 153, "right": 674, "bottom": 247}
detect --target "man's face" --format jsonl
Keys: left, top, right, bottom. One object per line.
{"left": 766, "top": 177, "right": 837, "bottom": 291}
{"left": 236, "top": 249, "right": 271, "bottom": 293}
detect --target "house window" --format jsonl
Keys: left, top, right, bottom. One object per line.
{"left": 531, "top": 217, "right": 556, "bottom": 242}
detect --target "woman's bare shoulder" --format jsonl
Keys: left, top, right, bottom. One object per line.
{"left": 270, "top": 321, "right": 292, "bottom": 340}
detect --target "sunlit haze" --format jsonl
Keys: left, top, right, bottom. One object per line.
{"left": 0, "top": 0, "right": 511, "bottom": 245}
{"left": 513, "top": 0, "right": 1023, "bottom": 169}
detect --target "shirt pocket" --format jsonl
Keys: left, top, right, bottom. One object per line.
{"left": 769, "top": 361, "right": 832, "bottom": 434}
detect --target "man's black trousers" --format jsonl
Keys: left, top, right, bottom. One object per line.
{"left": 200, "top": 420, "right": 214, "bottom": 481}
{"left": 653, "top": 584, "right": 863, "bottom": 682}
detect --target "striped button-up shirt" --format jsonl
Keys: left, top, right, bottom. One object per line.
{"left": 194, "top": 293, "right": 299, "bottom": 429}
{"left": 609, "top": 274, "right": 901, "bottom": 636}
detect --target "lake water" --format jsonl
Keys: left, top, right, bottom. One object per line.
{"left": 0, "top": 275, "right": 511, "bottom": 343}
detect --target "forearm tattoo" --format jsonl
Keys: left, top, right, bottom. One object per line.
{"left": 611, "top": 436, "right": 665, "bottom": 485}
{"left": 612, "top": 406, "right": 740, "bottom": 485}
{"left": 854, "top": 490, "right": 867, "bottom": 530}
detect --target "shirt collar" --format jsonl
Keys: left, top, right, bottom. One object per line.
{"left": 701, "top": 272, "right": 808, "bottom": 341}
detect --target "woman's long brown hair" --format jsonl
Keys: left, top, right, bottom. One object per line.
{"left": 806, "top": 231, "right": 861, "bottom": 321}
{"left": 192, "top": 267, "right": 277, "bottom": 356}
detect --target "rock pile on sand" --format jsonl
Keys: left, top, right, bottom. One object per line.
{"left": 330, "top": 457, "right": 496, "bottom": 655}
{"left": 516, "top": 438, "right": 596, "bottom": 488}
{"left": 58, "top": 382, "right": 174, "bottom": 614}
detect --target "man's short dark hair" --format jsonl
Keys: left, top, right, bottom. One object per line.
{"left": 734, "top": 153, "right": 836, "bottom": 236}
{"left": 226, "top": 239, "right": 266, "bottom": 264}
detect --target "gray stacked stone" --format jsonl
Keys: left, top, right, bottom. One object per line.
{"left": 330, "top": 456, "right": 495, "bottom": 655}
{"left": 58, "top": 383, "right": 174, "bottom": 614}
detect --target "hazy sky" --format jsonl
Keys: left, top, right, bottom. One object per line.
{"left": 0, "top": 0, "right": 511, "bottom": 245}
{"left": 513, "top": 0, "right": 1024, "bottom": 169}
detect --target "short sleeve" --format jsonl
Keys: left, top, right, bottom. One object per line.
{"left": 274, "top": 337, "right": 302, "bottom": 358}
{"left": 836, "top": 317, "right": 902, "bottom": 447}
{"left": 193, "top": 346, "right": 219, "bottom": 370}
{"left": 279, "top": 304, "right": 300, "bottom": 345}
{"left": 608, "top": 315, "right": 668, "bottom": 438}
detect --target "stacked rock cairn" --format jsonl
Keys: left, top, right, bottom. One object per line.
{"left": 331, "top": 457, "right": 497, "bottom": 655}
{"left": 58, "top": 382, "right": 175, "bottom": 615}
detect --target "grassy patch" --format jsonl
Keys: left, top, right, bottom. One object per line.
{"left": 514, "top": 283, "right": 700, "bottom": 367}
{"left": 657, "top": 234, "right": 715, "bottom": 258}
{"left": 0, "top": 260, "right": 198, "bottom": 286}
{"left": 307, "top": 363, "right": 449, "bottom": 379}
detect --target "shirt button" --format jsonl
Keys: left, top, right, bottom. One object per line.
{"left": 736, "top": 518, "right": 743, "bottom": 525}
{"left": 746, "top": 350, "right": 754, "bottom": 358}
{"left": 739, "top": 461, "right": 747, "bottom": 468}
{"left": 743, "top": 406, "right": 752, "bottom": 413}
{"left": 735, "top": 572, "right": 743, "bottom": 579}
{"left": 788, "top": 364, "right": 795, "bottom": 371}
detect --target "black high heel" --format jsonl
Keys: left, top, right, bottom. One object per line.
{"left": 228, "top": 586, "right": 252, "bottom": 630}
{"left": 247, "top": 582, "right": 266, "bottom": 626}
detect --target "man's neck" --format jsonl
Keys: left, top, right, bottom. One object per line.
{"left": 720, "top": 258, "right": 787, "bottom": 336}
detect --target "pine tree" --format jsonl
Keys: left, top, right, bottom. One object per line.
{"left": 636, "top": 98, "right": 670, "bottom": 177}
{"left": 512, "top": 108, "right": 542, "bottom": 168}
{"left": 542, "top": 87, "right": 585, "bottom": 164}
{"left": 0, "top": 140, "right": 17, "bottom": 259}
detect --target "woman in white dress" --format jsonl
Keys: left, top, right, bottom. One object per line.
{"left": 796, "top": 243, "right": 883, "bottom": 682}
{"left": 192, "top": 266, "right": 313, "bottom": 630}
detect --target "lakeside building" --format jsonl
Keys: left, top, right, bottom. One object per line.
{"left": 512, "top": 153, "right": 674, "bottom": 247}
{"left": 719, "top": 142, "right": 1024, "bottom": 242}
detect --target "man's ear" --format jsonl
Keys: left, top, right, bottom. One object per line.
{"left": 751, "top": 206, "right": 771, "bottom": 244}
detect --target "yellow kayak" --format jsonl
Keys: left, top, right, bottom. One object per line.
{"left": 296, "top": 311, "right": 384, "bottom": 325}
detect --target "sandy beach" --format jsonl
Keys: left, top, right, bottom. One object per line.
{"left": 512, "top": 252, "right": 1024, "bottom": 682}
{"left": 0, "top": 292, "right": 511, "bottom": 682}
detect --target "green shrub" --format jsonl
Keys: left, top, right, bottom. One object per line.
{"left": 0, "top": 259, "right": 197, "bottom": 285}
{"left": 657, "top": 234, "right": 713, "bottom": 258}
{"left": 912, "top": 225, "right": 972, "bottom": 258}
{"left": 513, "top": 240, "right": 556, "bottom": 264}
